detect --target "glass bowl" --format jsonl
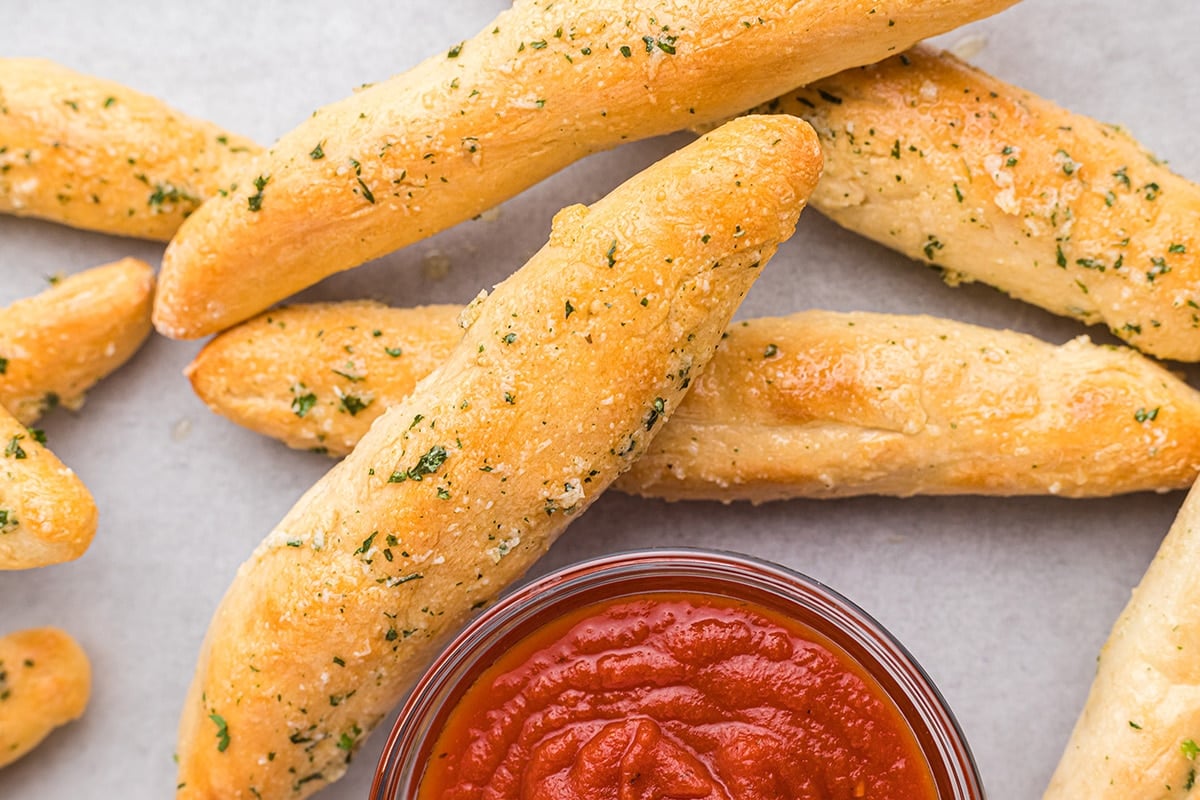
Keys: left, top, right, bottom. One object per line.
{"left": 371, "top": 547, "right": 984, "bottom": 799}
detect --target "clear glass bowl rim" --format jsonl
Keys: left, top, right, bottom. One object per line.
{"left": 370, "top": 546, "right": 985, "bottom": 800}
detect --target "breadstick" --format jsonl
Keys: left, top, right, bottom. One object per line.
{"left": 175, "top": 115, "right": 822, "bottom": 799}
{"left": 0, "top": 627, "right": 90, "bottom": 769}
{"left": 1044, "top": 480, "right": 1200, "bottom": 798}
{"left": 762, "top": 44, "right": 1200, "bottom": 361}
{"left": 0, "top": 58, "right": 260, "bottom": 240}
{"left": 0, "top": 400, "right": 98, "bottom": 570}
{"left": 620, "top": 311, "right": 1200, "bottom": 500}
{"left": 187, "top": 302, "right": 463, "bottom": 456}
{"left": 153, "top": 0, "right": 1016, "bottom": 338}
{"left": 190, "top": 303, "right": 1200, "bottom": 499}
{"left": 0, "top": 258, "right": 155, "bottom": 425}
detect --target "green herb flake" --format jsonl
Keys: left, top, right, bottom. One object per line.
{"left": 310, "top": 142, "right": 325, "bottom": 160}
{"left": 447, "top": 41, "right": 464, "bottom": 58}
{"left": 923, "top": 235, "right": 944, "bottom": 261}
{"left": 389, "top": 445, "right": 449, "bottom": 483}
{"left": 565, "top": 300, "right": 575, "bottom": 318}
{"left": 337, "top": 391, "right": 371, "bottom": 416}
{"left": 1135, "top": 407, "right": 1160, "bottom": 423}
{"left": 385, "top": 346, "right": 403, "bottom": 358}
{"left": 1183, "top": 739, "right": 1200, "bottom": 760}
{"left": 1129, "top": 720, "right": 1143, "bottom": 730}
{"left": 1170, "top": 243, "right": 1187, "bottom": 254}
{"left": 764, "top": 343, "right": 779, "bottom": 358}
{"left": 354, "top": 531, "right": 378, "bottom": 556}
{"left": 356, "top": 178, "right": 375, "bottom": 204}
{"left": 4, "top": 436, "right": 25, "bottom": 460}
{"left": 209, "top": 713, "right": 231, "bottom": 752}
{"left": 247, "top": 174, "right": 269, "bottom": 212}
{"left": 291, "top": 386, "right": 317, "bottom": 418}
{"left": 953, "top": 183, "right": 963, "bottom": 203}
{"left": 437, "top": 487, "right": 451, "bottom": 500}
{"left": 619, "top": 45, "right": 632, "bottom": 58}
{"left": 0, "top": 357, "right": 7, "bottom": 374}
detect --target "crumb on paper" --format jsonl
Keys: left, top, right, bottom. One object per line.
{"left": 478, "top": 206, "right": 502, "bottom": 223}
{"left": 172, "top": 417, "right": 192, "bottom": 442}
{"left": 948, "top": 34, "right": 987, "bottom": 61}
{"left": 422, "top": 250, "right": 451, "bottom": 281}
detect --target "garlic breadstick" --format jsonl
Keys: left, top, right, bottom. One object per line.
{"left": 175, "top": 115, "right": 821, "bottom": 799}
{"left": 1044, "top": 480, "right": 1200, "bottom": 798}
{"left": 0, "top": 401, "right": 98, "bottom": 570}
{"left": 768, "top": 44, "right": 1200, "bottom": 360}
{"left": 187, "top": 302, "right": 461, "bottom": 457}
{"left": 154, "top": 0, "right": 1016, "bottom": 338}
{"left": 620, "top": 311, "right": 1200, "bottom": 500}
{"left": 0, "top": 58, "right": 261, "bottom": 240}
{"left": 191, "top": 303, "right": 1200, "bottom": 499}
{"left": 0, "top": 258, "right": 155, "bottom": 425}
{"left": 0, "top": 628, "right": 91, "bottom": 769}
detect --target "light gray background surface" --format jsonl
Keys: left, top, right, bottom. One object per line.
{"left": 1, "top": 1, "right": 1195, "bottom": 797}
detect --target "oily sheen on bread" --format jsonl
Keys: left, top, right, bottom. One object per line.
{"left": 174, "top": 115, "right": 822, "bottom": 799}
{"left": 763, "top": 44, "right": 1200, "bottom": 361}
{"left": 0, "top": 627, "right": 91, "bottom": 769}
{"left": 1044, "top": 480, "right": 1200, "bottom": 798}
{"left": 0, "top": 58, "right": 261, "bottom": 240}
{"left": 153, "top": 0, "right": 1017, "bottom": 338}
{"left": 0, "top": 259, "right": 155, "bottom": 425}
{"left": 190, "top": 303, "right": 1200, "bottom": 499}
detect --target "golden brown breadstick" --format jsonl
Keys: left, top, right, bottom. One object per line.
{"left": 154, "top": 0, "right": 1016, "bottom": 338}
{"left": 0, "top": 627, "right": 90, "bottom": 769}
{"left": 187, "top": 302, "right": 463, "bottom": 456}
{"left": 175, "top": 115, "right": 822, "bottom": 799}
{"left": 0, "top": 58, "right": 260, "bottom": 240}
{"left": 0, "top": 401, "right": 98, "bottom": 570}
{"left": 620, "top": 311, "right": 1200, "bottom": 500}
{"left": 0, "top": 258, "right": 155, "bottom": 425}
{"left": 190, "top": 303, "right": 1200, "bottom": 499}
{"left": 1044, "top": 480, "right": 1200, "bottom": 798}
{"left": 764, "top": 45, "right": 1200, "bottom": 360}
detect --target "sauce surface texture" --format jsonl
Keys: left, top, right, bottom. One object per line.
{"left": 417, "top": 592, "right": 937, "bottom": 800}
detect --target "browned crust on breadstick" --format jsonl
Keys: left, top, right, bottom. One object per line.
{"left": 154, "top": 0, "right": 1016, "bottom": 338}
{"left": 175, "top": 115, "right": 822, "bottom": 799}
{"left": 1044, "top": 481, "right": 1200, "bottom": 798}
{"left": 766, "top": 44, "right": 1200, "bottom": 361}
{"left": 0, "top": 58, "right": 261, "bottom": 240}
{"left": 0, "top": 258, "right": 155, "bottom": 425}
{"left": 191, "top": 303, "right": 1200, "bottom": 499}
{"left": 622, "top": 311, "right": 1200, "bottom": 500}
{"left": 0, "top": 627, "right": 90, "bottom": 769}
{"left": 0, "top": 402, "right": 98, "bottom": 570}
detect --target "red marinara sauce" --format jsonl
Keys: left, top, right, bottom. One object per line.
{"left": 416, "top": 592, "right": 937, "bottom": 800}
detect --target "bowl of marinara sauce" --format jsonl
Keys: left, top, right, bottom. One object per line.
{"left": 371, "top": 548, "right": 983, "bottom": 800}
